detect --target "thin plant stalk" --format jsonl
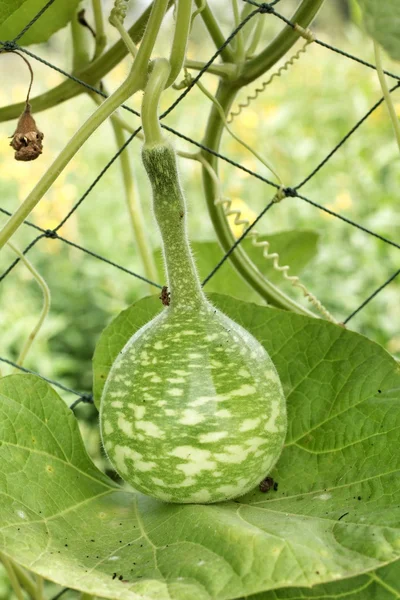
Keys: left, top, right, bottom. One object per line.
{"left": 0, "top": 554, "right": 24, "bottom": 600}
{"left": 111, "top": 119, "right": 159, "bottom": 291}
{"left": 92, "top": 0, "right": 107, "bottom": 59}
{"left": 167, "top": 0, "right": 193, "bottom": 87}
{"left": 231, "top": 0, "right": 245, "bottom": 62}
{"left": 7, "top": 241, "right": 51, "bottom": 369}
{"left": 13, "top": 562, "right": 43, "bottom": 600}
{"left": 193, "top": 0, "right": 234, "bottom": 62}
{"left": 373, "top": 40, "right": 400, "bottom": 153}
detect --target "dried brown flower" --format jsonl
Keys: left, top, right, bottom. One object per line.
{"left": 10, "top": 103, "right": 44, "bottom": 161}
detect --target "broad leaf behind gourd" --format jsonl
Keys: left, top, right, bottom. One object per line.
{"left": 153, "top": 230, "right": 320, "bottom": 305}
{"left": 245, "top": 559, "right": 400, "bottom": 599}
{"left": 0, "top": 0, "right": 81, "bottom": 46}
{"left": 1, "top": 294, "right": 400, "bottom": 600}
{"left": 357, "top": 0, "right": 400, "bottom": 60}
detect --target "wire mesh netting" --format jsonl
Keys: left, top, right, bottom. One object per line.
{"left": 0, "top": 0, "right": 399, "bottom": 419}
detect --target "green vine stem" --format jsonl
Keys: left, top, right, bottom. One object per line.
{"left": 110, "top": 117, "right": 159, "bottom": 290}
{"left": 12, "top": 562, "right": 43, "bottom": 600}
{"left": 244, "top": 4, "right": 265, "bottom": 58}
{"left": 200, "top": 87, "right": 314, "bottom": 316}
{"left": 184, "top": 59, "right": 235, "bottom": 78}
{"left": 199, "top": 0, "right": 326, "bottom": 314}
{"left": 373, "top": 40, "right": 400, "bottom": 153}
{"left": 134, "top": 0, "right": 170, "bottom": 82}
{"left": 237, "top": 0, "right": 324, "bottom": 86}
{"left": 142, "top": 58, "right": 171, "bottom": 146}
{"left": 231, "top": 0, "right": 245, "bottom": 63}
{"left": 71, "top": 8, "right": 92, "bottom": 73}
{"left": 193, "top": 0, "right": 234, "bottom": 63}
{"left": 196, "top": 78, "right": 283, "bottom": 183}
{"left": 92, "top": 0, "right": 107, "bottom": 59}
{"left": 0, "top": 554, "right": 24, "bottom": 600}
{"left": 7, "top": 240, "right": 51, "bottom": 368}
{"left": 0, "top": 1, "right": 175, "bottom": 123}
{"left": 166, "top": 0, "right": 193, "bottom": 87}
{"left": 109, "top": 1, "right": 138, "bottom": 58}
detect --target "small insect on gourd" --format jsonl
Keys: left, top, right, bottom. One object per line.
{"left": 100, "top": 141, "right": 287, "bottom": 504}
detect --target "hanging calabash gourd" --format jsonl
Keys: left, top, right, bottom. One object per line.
{"left": 100, "top": 59, "right": 287, "bottom": 504}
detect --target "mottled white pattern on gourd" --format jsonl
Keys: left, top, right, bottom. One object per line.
{"left": 100, "top": 143, "right": 287, "bottom": 503}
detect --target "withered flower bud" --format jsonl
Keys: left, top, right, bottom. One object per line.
{"left": 10, "top": 103, "right": 44, "bottom": 161}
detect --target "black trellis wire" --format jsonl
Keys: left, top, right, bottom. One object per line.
{"left": 0, "top": 0, "right": 399, "bottom": 415}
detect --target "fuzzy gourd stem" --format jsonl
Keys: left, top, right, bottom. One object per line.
{"left": 142, "top": 59, "right": 205, "bottom": 309}
{"left": 109, "top": 116, "right": 158, "bottom": 290}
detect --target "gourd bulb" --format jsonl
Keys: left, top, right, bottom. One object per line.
{"left": 100, "top": 142, "right": 286, "bottom": 504}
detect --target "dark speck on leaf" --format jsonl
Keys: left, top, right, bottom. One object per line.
{"left": 273, "top": 482, "right": 278, "bottom": 491}
{"left": 112, "top": 573, "right": 117, "bottom": 580}
{"left": 259, "top": 477, "right": 274, "bottom": 493}
{"left": 378, "top": 390, "right": 382, "bottom": 393}
{"left": 119, "top": 575, "right": 123, "bottom": 581}
{"left": 65, "top": 544, "right": 68, "bottom": 547}
{"left": 338, "top": 512, "right": 349, "bottom": 521}
{"left": 358, "top": 496, "right": 362, "bottom": 501}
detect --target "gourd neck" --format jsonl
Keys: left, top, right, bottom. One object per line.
{"left": 142, "top": 142, "right": 206, "bottom": 310}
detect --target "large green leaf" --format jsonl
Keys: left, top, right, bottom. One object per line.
{"left": 245, "top": 560, "right": 400, "bottom": 599}
{"left": 154, "top": 230, "right": 319, "bottom": 303}
{"left": 0, "top": 0, "right": 81, "bottom": 46}
{"left": 1, "top": 295, "right": 400, "bottom": 600}
{"left": 357, "top": 0, "right": 400, "bottom": 60}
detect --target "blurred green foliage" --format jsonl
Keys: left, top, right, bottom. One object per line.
{"left": 0, "top": 1, "right": 400, "bottom": 599}
{"left": 1, "top": 1, "right": 399, "bottom": 407}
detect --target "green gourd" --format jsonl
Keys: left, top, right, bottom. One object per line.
{"left": 100, "top": 141, "right": 287, "bottom": 504}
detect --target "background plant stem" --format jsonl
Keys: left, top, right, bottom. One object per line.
{"left": 373, "top": 41, "right": 400, "bottom": 153}
{"left": 7, "top": 241, "right": 51, "bottom": 369}
{"left": 111, "top": 118, "right": 159, "bottom": 291}
{"left": 92, "top": 0, "right": 107, "bottom": 59}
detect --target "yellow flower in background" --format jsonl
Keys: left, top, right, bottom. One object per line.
{"left": 335, "top": 190, "right": 352, "bottom": 210}
{"left": 239, "top": 109, "right": 259, "bottom": 129}
{"left": 322, "top": 190, "right": 352, "bottom": 219}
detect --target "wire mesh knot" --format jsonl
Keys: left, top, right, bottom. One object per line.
{"left": 80, "top": 393, "right": 94, "bottom": 404}
{"left": 259, "top": 3, "right": 275, "bottom": 14}
{"left": 0, "top": 40, "right": 18, "bottom": 51}
{"left": 44, "top": 229, "right": 58, "bottom": 239}
{"left": 283, "top": 187, "right": 298, "bottom": 198}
